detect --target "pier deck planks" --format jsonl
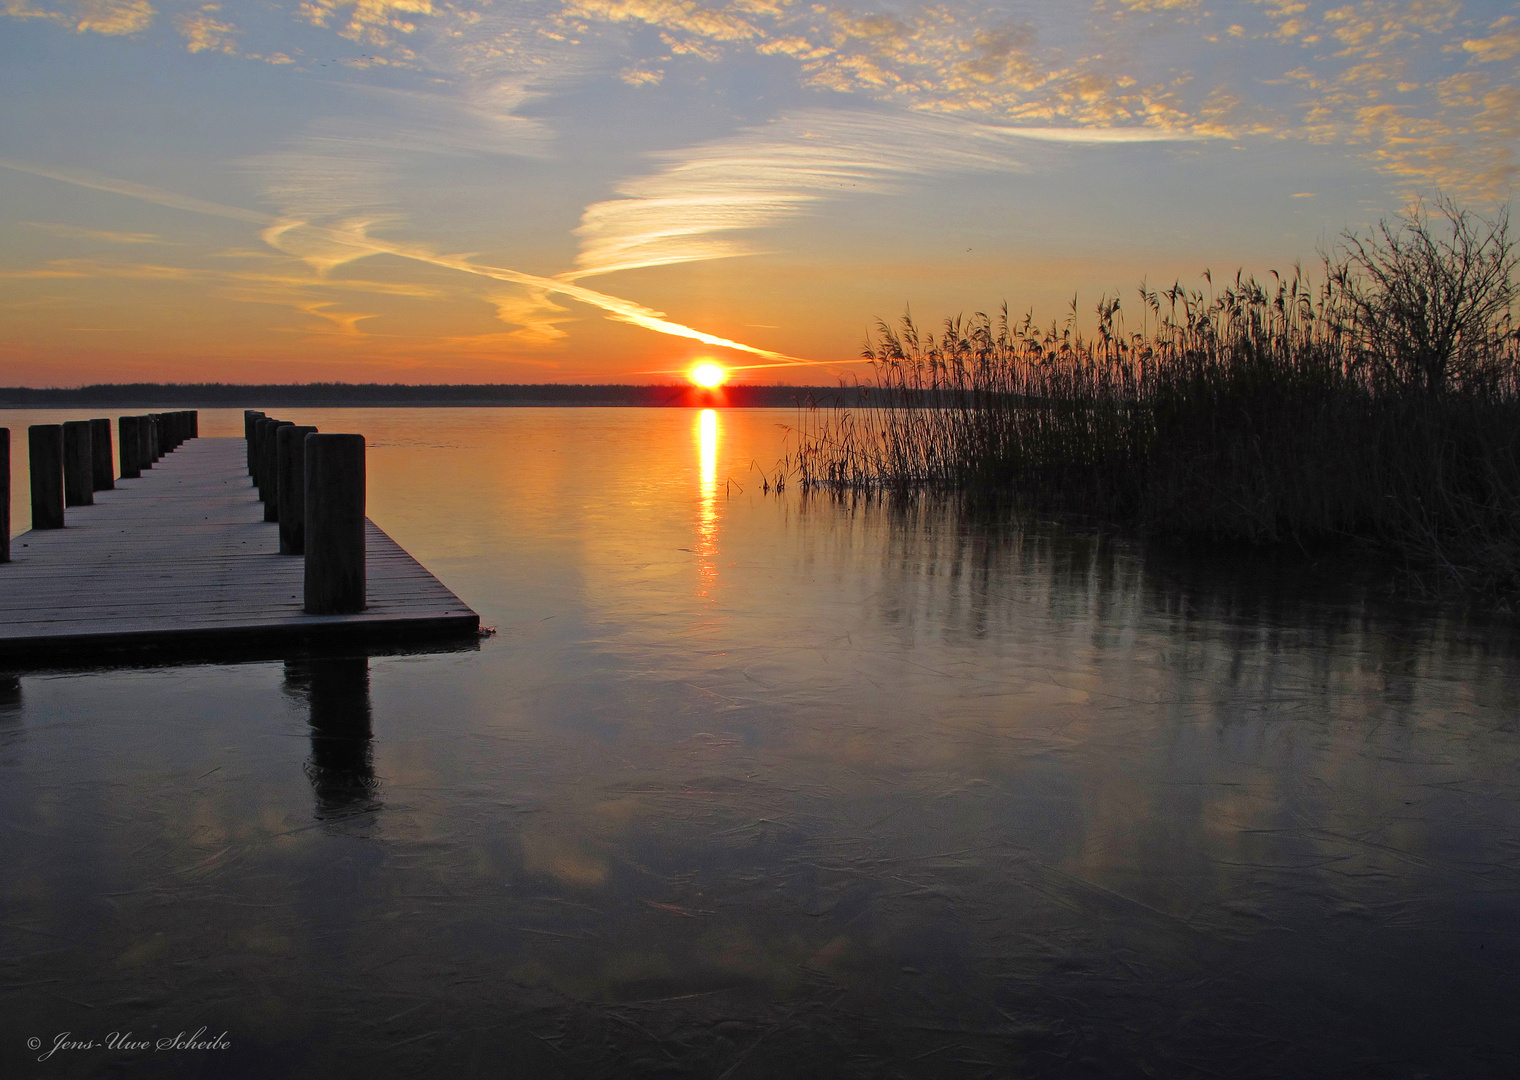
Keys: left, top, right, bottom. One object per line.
{"left": 1, "top": 437, "right": 479, "bottom": 660}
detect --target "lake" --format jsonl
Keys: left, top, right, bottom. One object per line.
{"left": 3, "top": 407, "right": 1519, "bottom": 1078}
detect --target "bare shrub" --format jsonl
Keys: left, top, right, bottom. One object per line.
{"left": 1328, "top": 196, "right": 1518, "bottom": 394}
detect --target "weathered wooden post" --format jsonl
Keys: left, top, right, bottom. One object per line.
{"left": 29, "top": 425, "right": 65, "bottom": 530}
{"left": 244, "top": 411, "right": 264, "bottom": 476}
{"left": 264, "top": 420, "right": 293, "bottom": 522}
{"left": 136, "top": 415, "right": 153, "bottom": 470}
{"left": 277, "top": 425, "right": 319, "bottom": 554}
{"left": 190, "top": 410, "right": 199, "bottom": 438}
{"left": 90, "top": 418, "right": 114, "bottom": 491}
{"left": 145, "top": 415, "right": 159, "bottom": 463}
{"left": 304, "top": 433, "right": 366, "bottom": 614}
{"left": 62, "top": 420, "right": 94, "bottom": 507}
{"left": 1, "top": 428, "right": 9, "bottom": 563}
{"left": 118, "top": 416, "right": 141, "bottom": 479}
{"left": 259, "top": 417, "right": 281, "bottom": 495}
{"left": 254, "top": 417, "right": 276, "bottom": 501}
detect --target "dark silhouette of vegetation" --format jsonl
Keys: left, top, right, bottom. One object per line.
{"left": 792, "top": 199, "right": 1520, "bottom": 599}
{"left": 1332, "top": 197, "right": 1516, "bottom": 395}
{"left": 0, "top": 383, "right": 866, "bottom": 409}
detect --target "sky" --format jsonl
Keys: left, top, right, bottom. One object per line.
{"left": 1, "top": 0, "right": 1516, "bottom": 385}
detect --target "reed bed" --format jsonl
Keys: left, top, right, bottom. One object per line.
{"left": 791, "top": 202, "right": 1520, "bottom": 597}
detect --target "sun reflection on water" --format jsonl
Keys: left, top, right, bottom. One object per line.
{"left": 696, "top": 408, "right": 719, "bottom": 596}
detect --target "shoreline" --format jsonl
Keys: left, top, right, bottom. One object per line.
{"left": 0, "top": 383, "right": 871, "bottom": 409}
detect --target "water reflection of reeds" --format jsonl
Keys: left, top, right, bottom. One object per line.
{"left": 794, "top": 493, "right": 1520, "bottom": 720}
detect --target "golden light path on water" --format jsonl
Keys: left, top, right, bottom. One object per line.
{"left": 697, "top": 408, "right": 719, "bottom": 597}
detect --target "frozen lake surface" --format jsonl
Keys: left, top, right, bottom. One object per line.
{"left": 3, "top": 407, "right": 1519, "bottom": 1078}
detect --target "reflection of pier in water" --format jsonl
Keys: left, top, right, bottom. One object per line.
{"left": 283, "top": 658, "right": 380, "bottom": 821}
{"left": 0, "top": 676, "right": 22, "bottom": 765}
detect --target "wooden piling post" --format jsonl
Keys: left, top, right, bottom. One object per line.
{"left": 264, "top": 420, "right": 293, "bottom": 522}
{"left": 62, "top": 420, "right": 93, "bottom": 507}
{"left": 259, "top": 417, "right": 281, "bottom": 495}
{"left": 90, "top": 418, "right": 114, "bottom": 491}
{"left": 249, "top": 418, "right": 261, "bottom": 487}
{"left": 189, "top": 410, "right": 199, "bottom": 438}
{"left": 28, "top": 425, "right": 65, "bottom": 530}
{"left": 244, "top": 411, "right": 264, "bottom": 476}
{"left": 118, "top": 416, "right": 141, "bottom": 479}
{"left": 304, "top": 433, "right": 366, "bottom": 614}
{"left": 1, "top": 428, "right": 9, "bottom": 563}
{"left": 254, "top": 418, "right": 276, "bottom": 500}
{"left": 136, "top": 415, "right": 153, "bottom": 470}
{"left": 277, "top": 425, "right": 319, "bottom": 555}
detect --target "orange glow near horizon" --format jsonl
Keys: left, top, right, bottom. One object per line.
{"left": 689, "top": 362, "right": 728, "bottom": 389}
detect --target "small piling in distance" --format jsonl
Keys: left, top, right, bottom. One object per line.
{"left": 136, "top": 415, "right": 153, "bottom": 470}
{"left": 1, "top": 428, "right": 9, "bottom": 562}
{"left": 251, "top": 418, "right": 266, "bottom": 491}
{"left": 245, "top": 411, "right": 265, "bottom": 477}
{"left": 264, "top": 420, "right": 293, "bottom": 523}
{"left": 62, "top": 420, "right": 94, "bottom": 507}
{"left": 278, "top": 425, "right": 319, "bottom": 555}
{"left": 254, "top": 418, "right": 277, "bottom": 497}
{"left": 118, "top": 416, "right": 141, "bottom": 479}
{"left": 90, "top": 418, "right": 114, "bottom": 491}
{"left": 29, "top": 425, "right": 65, "bottom": 530}
{"left": 304, "top": 433, "right": 366, "bottom": 614}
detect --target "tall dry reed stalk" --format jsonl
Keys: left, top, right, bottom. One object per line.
{"left": 791, "top": 202, "right": 1520, "bottom": 596}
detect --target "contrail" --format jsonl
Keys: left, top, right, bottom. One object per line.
{"left": 0, "top": 157, "right": 809, "bottom": 364}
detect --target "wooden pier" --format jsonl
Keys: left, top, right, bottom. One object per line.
{"left": 0, "top": 436, "right": 479, "bottom": 663}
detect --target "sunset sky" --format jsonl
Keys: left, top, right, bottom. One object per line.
{"left": 2, "top": 0, "right": 1515, "bottom": 385}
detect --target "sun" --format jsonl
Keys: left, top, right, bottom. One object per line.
{"left": 688, "top": 362, "right": 728, "bottom": 389}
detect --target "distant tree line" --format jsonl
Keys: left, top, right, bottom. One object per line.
{"left": 0, "top": 383, "right": 870, "bottom": 409}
